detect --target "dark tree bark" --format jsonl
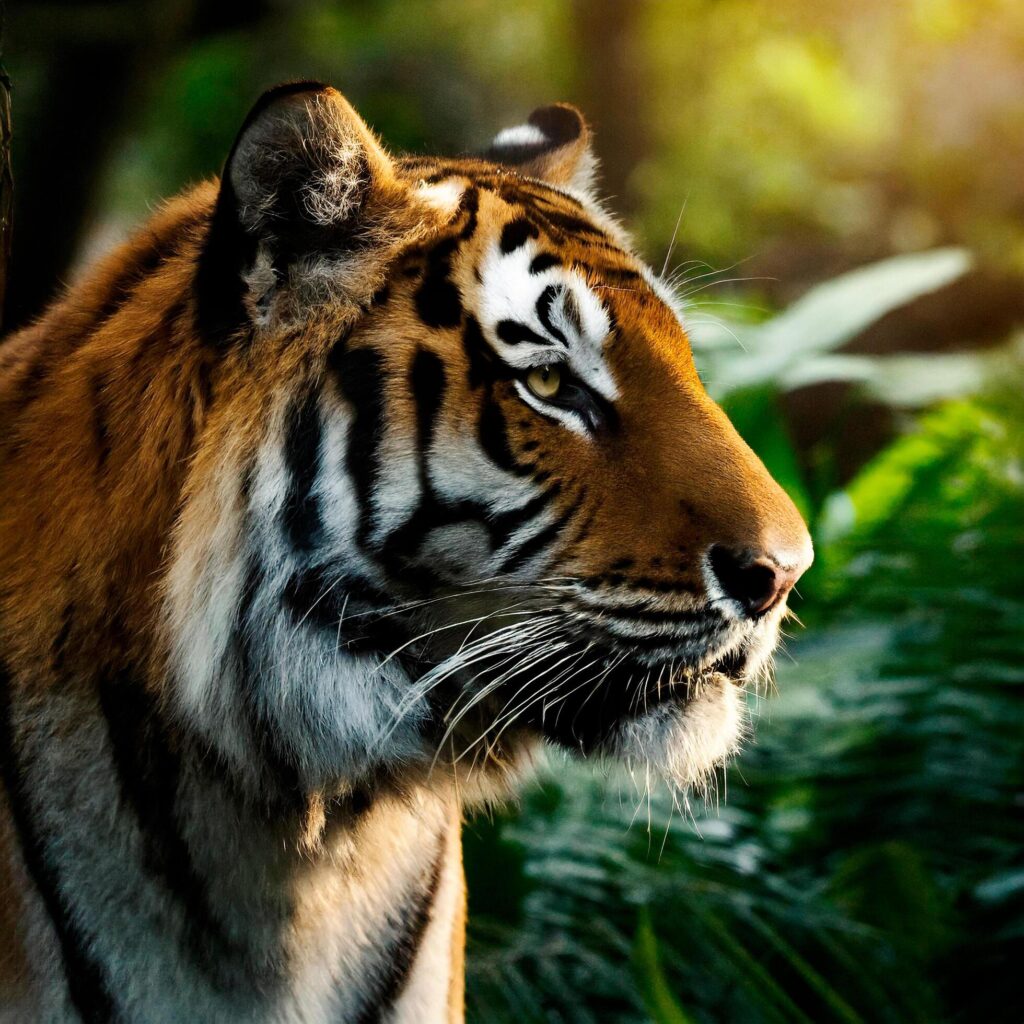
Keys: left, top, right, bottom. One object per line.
{"left": 0, "top": 6, "right": 12, "bottom": 333}
{"left": 572, "top": 0, "right": 650, "bottom": 219}
{"left": 1, "top": 0, "right": 272, "bottom": 333}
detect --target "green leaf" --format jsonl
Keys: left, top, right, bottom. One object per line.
{"left": 692, "top": 248, "right": 972, "bottom": 399}
{"left": 632, "top": 907, "right": 695, "bottom": 1024}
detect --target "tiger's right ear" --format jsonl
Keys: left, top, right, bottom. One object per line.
{"left": 197, "top": 82, "right": 401, "bottom": 339}
{"left": 484, "top": 104, "right": 597, "bottom": 197}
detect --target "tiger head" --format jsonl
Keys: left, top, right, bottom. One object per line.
{"left": 162, "top": 83, "right": 812, "bottom": 800}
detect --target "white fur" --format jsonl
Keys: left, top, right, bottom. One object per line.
{"left": 13, "top": 683, "right": 463, "bottom": 1022}
{"left": 612, "top": 675, "right": 746, "bottom": 794}
{"left": 491, "top": 124, "right": 549, "bottom": 149}
{"left": 474, "top": 238, "right": 617, "bottom": 437}
{"left": 391, "top": 809, "right": 464, "bottom": 1023}
{"left": 416, "top": 178, "right": 467, "bottom": 216}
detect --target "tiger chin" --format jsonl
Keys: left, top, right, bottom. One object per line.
{"left": 0, "top": 82, "right": 811, "bottom": 1023}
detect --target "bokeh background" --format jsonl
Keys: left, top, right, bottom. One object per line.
{"left": 4, "top": 2, "right": 1023, "bottom": 1021}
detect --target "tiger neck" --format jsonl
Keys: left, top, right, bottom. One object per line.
{"left": 6, "top": 674, "right": 466, "bottom": 1023}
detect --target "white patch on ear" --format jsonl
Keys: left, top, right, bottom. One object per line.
{"left": 491, "top": 124, "right": 549, "bottom": 149}
{"left": 415, "top": 178, "right": 466, "bottom": 216}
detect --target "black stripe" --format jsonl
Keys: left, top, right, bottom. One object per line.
{"left": 562, "top": 289, "right": 583, "bottom": 336}
{"left": 535, "top": 284, "right": 567, "bottom": 345}
{"left": 478, "top": 396, "right": 531, "bottom": 477}
{"left": 375, "top": 348, "right": 479, "bottom": 588}
{"left": 233, "top": 555, "right": 306, "bottom": 808}
{"left": 493, "top": 188, "right": 610, "bottom": 241}
{"left": 463, "top": 315, "right": 498, "bottom": 389}
{"left": 0, "top": 664, "right": 118, "bottom": 1022}
{"left": 496, "top": 491, "right": 582, "bottom": 575}
{"left": 529, "top": 252, "right": 561, "bottom": 275}
{"left": 456, "top": 186, "right": 480, "bottom": 241}
{"left": 531, "top": 205, "right": 610, "bottom": 241}
{"left": 9, "top": 355, "right": 52, "bottom": 415}
{"left": 500, "top": 217, "right": 539, "bottom": 254}
{"left": 280, "top": 563, "right": 395, "bottom": 654}
{"left": 380, "top": 347, "right": 448, "bottom": 569}
{"left": 45, "top": 210, "right": 203, "bottom": 359}
{"left": 374, "top": 346, "right": 546, "bottom": 585}
{"left": 517, "top": 181, "right": 586, "bottom": 211}
{"left": 496, "top": 319, "right": 553, "bottom": 347}
{"left": 90, "top": 373, "right": 111, "bottom": 473}
{"left": 280, "top": 564, "right": 343, "bottom": 631}
{"left": 578, "top": 573, "right": 699, "bottom": 595}
{"left": 354, "top": 831, "right": 446, "bottom": 1024}
{"left": 83, "top": 217, "right": 200, "bottom": 345}
{"left": 281, "top": 389, "right": 324, "bottom": 552}
{"left": 412, "top": 188, "right": 476, "bottom": 330}
{"left": 488, "top": 482, "right": 560, "bottom": 548}
{"left": 97, "top": 673, "right": 258, "bottom": 988}
{"left": 601, "top": 266, "right": 642, "bottom": 284}
{"left": 572, "top": 602, "right": 708, "bottom": 627}
{"left": 410, "top": 349, "right": 446, "bottom": 472}
{"left": 378, "top": 501, "right": 488, "bottom": 593}
{"left": 414, "top": 237, "right": 462, "bottom": 329}
{"left": 330, "top": 345, "right": 387, "bottom": 549}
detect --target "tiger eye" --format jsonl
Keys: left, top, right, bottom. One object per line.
{"left": 525, "top": 365, "right": 562, "bottom": 400}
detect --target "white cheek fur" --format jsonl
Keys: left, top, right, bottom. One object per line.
{"left": 610, "top": 676, "right": 747, "bottom": 795}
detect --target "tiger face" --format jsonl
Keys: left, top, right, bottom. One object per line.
{"left": 167, "top": 83, "right": 812, "bottom": 799}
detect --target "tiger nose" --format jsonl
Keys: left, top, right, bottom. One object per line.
{"left": 707, "top": 543, "right": 811, "bottom": 618}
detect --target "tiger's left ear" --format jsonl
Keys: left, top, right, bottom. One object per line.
{"left": 197, "top": 82, "right": 405, "bottom": 338}
{"left": 484, "top": 104, "right": 597, "bottom": 196}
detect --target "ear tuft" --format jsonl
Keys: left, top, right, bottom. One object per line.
{"left": 485, "top": 103, "right": 596, "bottom": 194}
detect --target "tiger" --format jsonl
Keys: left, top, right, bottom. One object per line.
{"left": 0, "top": 82, "right": 812, "bottom": 1023}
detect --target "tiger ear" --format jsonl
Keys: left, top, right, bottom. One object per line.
{"left": 484, "top": 104, "right": 597, "bottom": 195}
{"left": 197, "top": 82, "right": 401, "bottom": 338}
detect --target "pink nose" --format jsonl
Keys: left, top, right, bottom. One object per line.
{"left": 708, "top": 545, "right": 807, "bottom": 617}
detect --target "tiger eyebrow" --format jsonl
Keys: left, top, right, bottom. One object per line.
{"left": 535, "top": 284, "right": 568, "bottom": 346}
{"left": 495, "top": 320, "right": 559, "bottom": 348}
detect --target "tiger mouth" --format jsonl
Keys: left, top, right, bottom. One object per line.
{"left": 515, "top": 642, "right": 751, "bottom": 752}
{"left": 426, "top": 631, "right": 753, "bottom": 757}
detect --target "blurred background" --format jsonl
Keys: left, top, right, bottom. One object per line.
{"left": 4, "top": 1, "right": 1023, "bottom": 1020}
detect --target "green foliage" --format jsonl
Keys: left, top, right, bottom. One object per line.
{"left": 690, "top": 248, "right": 973, "bottom": 401}
{"left": 632, "top": 908, "right": 695, "bottom": 1024}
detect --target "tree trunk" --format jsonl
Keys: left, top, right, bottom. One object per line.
{"left": 572, "top": 0, "right": 649, "bottom": 219}
{"left": 0, "top": 23, "right": 12, "bottom": 334}
{"left": 0, "top": 0, "right": 276, "bottom": 334}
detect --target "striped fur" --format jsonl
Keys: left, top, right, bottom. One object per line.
{"left": 0, "top": 84, "right": 811, "bottom": 1021}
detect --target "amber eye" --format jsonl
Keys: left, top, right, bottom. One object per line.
{"left": 525, "top": 365, "right": 563, "bottom": 401}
